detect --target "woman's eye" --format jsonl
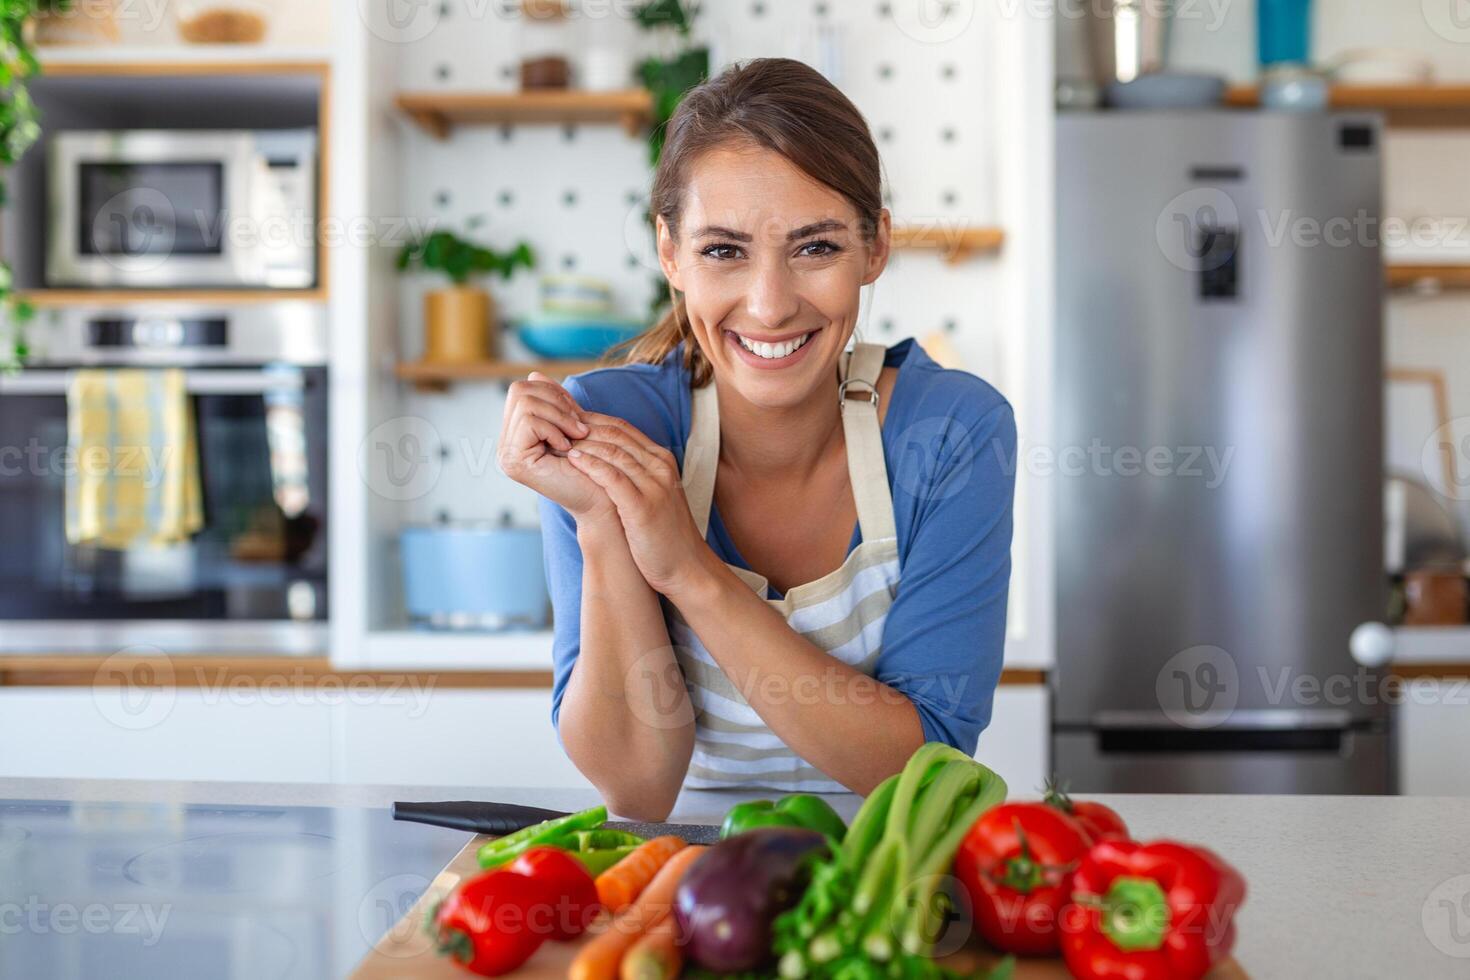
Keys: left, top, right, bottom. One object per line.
{"left": 701, "top": 243, "right": 743, "bottom": 260}
{"left": 799, "top": 239, "right": 842, "bottom": 257}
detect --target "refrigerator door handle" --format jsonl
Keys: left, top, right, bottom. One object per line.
{"left": 1091, "top": 708, "right": 1355, "bottom": 731}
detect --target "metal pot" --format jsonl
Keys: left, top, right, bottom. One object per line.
{"left": 399, "top": 519, "right": 548, "bottom": 631}
{"left": 1086, "top": 0, "right": 1174, "bottom": 85}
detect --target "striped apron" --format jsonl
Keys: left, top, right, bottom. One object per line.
{"left": 667, "top": 342, "right": 901, "bottom": 792}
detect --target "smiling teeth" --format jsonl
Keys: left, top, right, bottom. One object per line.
{"left": 737, "top": 332, "right": 811, "bottom": 359}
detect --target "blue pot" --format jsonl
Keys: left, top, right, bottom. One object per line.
{"left": 399, "top": 525, "right": 548, "bottom": 631}
{"left": 516, "top": 313, "right": 646, "bottom": 359}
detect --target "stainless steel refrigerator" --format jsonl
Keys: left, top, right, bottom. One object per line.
{"left": 1053, "top": 112, "right": 1393, "bottom": 794}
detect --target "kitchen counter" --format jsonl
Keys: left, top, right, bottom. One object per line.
{"left": 2, "top": 779, "right": 1468, "bottom": 979}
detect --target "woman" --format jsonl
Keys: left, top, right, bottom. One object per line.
{"left": 498, "top": 58, "right": 1015, "bottom": 820}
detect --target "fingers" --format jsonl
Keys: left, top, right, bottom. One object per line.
{"left": 576, "top": 413, "right": 678, "bottom": 481}
{"left": 566, "top": 445, "right": 646, "bottom": 515}
{"left": 568, "top": 439, "right": 660, "bottom": 497}
{"left": 505, "top": 388, "right": 589, "bottom": 455}
{"left": 526, "top": 371, "right": 581, "bottom": 410}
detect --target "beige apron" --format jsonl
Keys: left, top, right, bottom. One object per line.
{"left": 667, "top": 342, "right": 901, "bottom": 791}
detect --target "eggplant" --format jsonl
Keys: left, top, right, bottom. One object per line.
{"left": 674, "top": 826, "right": 828, "bottom": 972}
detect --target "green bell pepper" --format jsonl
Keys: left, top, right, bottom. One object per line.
{"left": 719, "top": 794, "right": 847, "bottom": 842}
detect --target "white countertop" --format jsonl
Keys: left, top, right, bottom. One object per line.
{"left": 3, "top": 779, "right": 1469, "bottom": 978}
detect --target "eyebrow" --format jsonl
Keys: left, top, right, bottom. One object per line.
{"left": 691, "top": 218, "right": 849, "bottom": 243}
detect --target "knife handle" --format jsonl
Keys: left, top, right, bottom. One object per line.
{"left": 392, "top": 800, "right": 570, "bottom": 835}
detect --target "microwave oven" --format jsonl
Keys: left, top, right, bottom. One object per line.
{"left": 46, "top": 129, "right": 317, "bottom": 289}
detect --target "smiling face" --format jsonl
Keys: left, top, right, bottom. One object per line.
{"left": 656, "top": 142, "right": 890, "bottom": 410}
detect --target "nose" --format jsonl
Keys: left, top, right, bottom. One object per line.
{"left": 744, "top": 255, "right": 801, "bottom": 332}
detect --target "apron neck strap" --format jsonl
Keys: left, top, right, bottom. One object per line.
{"left": 682, "top": 342, "right": 895, "bottom": 543}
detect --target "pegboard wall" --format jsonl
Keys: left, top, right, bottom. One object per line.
{"left": 384, "top": 0, "right": 1018, "bottom": 533}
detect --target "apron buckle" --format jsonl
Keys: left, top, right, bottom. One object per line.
{"left": 838, "top": 378, "right": 880, "bottom": 414}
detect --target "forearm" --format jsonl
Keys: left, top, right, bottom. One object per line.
{"left": 558, "top": 519, "right": 694, "bottom": 819}
{"left": 667, "top": 550, "right": 925, "bottom": 795}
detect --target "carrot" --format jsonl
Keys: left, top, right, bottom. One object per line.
{"left": 594, "top": 835, "right": 687, "bottom": 914}
{"left": 619, "top": 916, "right": 681, "bottom": 980}
{"left": 571, "top": 844, "right": 707, "bottom": 980}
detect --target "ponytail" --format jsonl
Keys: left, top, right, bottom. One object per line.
{"left": 602, "top": 290, "right": 714, "bottom": 388}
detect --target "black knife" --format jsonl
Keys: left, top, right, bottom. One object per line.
{"left": 392, "top": 800, "right": 721, "bottom": 843}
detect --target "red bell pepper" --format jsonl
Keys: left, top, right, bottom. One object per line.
{"left": 509, "top": 845, "right": 602, "bottom": 940}
{"left": 954, "top": 802, "right": 1094, "bottom": 955}
{"left": 428, "top": 868, "right": 554, "bottom": 976}
{"left": 1060, "top": 839, "right": 1247, "bottom": 980}
{"left": 1043, "top": 782, "right": 1130, "bottom": 844}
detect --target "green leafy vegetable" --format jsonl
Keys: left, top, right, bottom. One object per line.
{"left": 771, "top": 743, "right": 1009, "bottom": 979}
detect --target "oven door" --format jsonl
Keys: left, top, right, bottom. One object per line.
{"left": 0, "top": 366, "right": 328, "bottom": 653}
{"left": 46, "top": 131, "right": 258, "bottom": 288}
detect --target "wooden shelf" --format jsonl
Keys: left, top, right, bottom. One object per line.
{"left": 397, "top": 358, "right": 605, "bottom": 391}
{"left": 18, "top": 288, "right": 327, "bottom": 307}
{"left": 1224, "top": 83, "right": 1470, "bottom": 126}
{"left": 37, "top": 54, "right": 331, "bottom": 78}
{"left": 395, "top": 89, "right": 653, "bottom": 139}
{"left": 890, "top": 225, "right": 1005, "bottom": 264}
{"left": 1386, "top": 265, "right": 1470, "bottom": 290}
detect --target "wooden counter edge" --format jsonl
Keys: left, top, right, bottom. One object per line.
{"left": 0, "top": 656, "right": 1049, "bottom": 689}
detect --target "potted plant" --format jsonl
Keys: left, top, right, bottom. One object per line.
{"left": 396, "top": 220, "right": 535, "bottom": 364}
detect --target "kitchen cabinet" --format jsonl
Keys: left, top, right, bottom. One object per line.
{"left": 0, "top": 682, "right": 1052, "bottom": 792}
{"left": 975, "top": 685, "right": 1049, "bottom": 795}
{"left": 0, "top": 689, "right": 333, "bottom": 783}
{"left": 334, "top": 689, "right": 587, "bottom": 788}
{"left": 1396, "top": 680, "right": 1470, "bottom": 795}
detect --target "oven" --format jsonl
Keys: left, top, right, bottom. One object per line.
{"left": 0, "top": 304, "right": 328, "bottom": 653}
{"left": 46, "top": 129, "right": 317, "bottom": 289}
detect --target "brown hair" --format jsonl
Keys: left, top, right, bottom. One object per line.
{"left": 605, "top": 57, "right": 883, "bottom": 388}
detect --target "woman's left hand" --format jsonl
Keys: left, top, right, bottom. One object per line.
{"left": 566, "top": 412, "right": 711, "bottom": 597}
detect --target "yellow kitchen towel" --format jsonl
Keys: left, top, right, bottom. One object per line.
{"left": 65, "top": 369, "right": 204, "bottom": 549}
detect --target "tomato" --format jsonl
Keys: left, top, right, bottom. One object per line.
{"left": 954, "top": 802, "right": 1093, "bottom": 956}
{"left": 429, "top": 869, "right": 552, "bottom": 976}
{"left": 1043, "top": 783, "right": 1129, "bottom": 844}
{"left": 509, "top": 845, "right": 602, "bottom": 940}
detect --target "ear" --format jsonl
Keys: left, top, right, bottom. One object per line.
{"left": 656, "top": 215, "right": 685, "bottom": 292}
{"left": 860, "top": 208, "right": 891, "bottom": 286}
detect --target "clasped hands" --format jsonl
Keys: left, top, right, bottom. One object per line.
{"left": 497, "top": 371, "right": 712, "bottom": 598}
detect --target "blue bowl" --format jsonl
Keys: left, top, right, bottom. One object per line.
{"left": 515, "top": 315, "right": 646, "bottom": 359}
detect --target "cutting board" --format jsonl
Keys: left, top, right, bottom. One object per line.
{"left": 350, "top": 835, "right": 1248, "bottom": 980}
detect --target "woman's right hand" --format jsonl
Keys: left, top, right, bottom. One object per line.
{"left": 497, "top": 372, "right": 615, "bottom": 524}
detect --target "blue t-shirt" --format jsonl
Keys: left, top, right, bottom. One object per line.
{"left": 539, "top": 338, "right": 1017, "bottom": 755}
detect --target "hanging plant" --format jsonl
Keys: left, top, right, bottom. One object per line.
{"left": 0, "top": 1, "right": 68, "bottom": 369}
{"left": 634, "top": 0, "right": 706, "bottom": 319}
{"left": 634, "top": 0, "right": 707, "bottom": 167}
